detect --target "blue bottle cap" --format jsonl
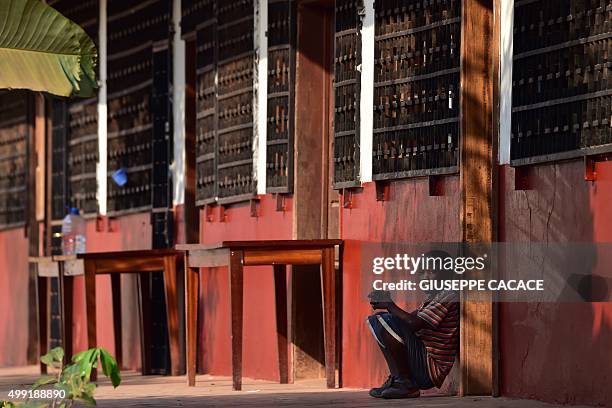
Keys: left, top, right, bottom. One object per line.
{"left": 112, "top": 168, "right": 128, "bottom": 187}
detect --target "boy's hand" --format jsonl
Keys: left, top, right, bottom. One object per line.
{"left": 368, "top": 289, "right": 394, "bottom": 310}
{"left": 370, "top": 300, "right": 394, "bottom": 310}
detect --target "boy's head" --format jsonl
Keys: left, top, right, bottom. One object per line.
{"left": 420, "top": 250, "right": 454, "bottom": 294}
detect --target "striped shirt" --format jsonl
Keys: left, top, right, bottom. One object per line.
{"left": 415, "top": 291, "right": 459, "bottom": 387}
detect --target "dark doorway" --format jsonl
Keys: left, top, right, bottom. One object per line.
{"left": 291, "top": 0, "right": 338, "bottom": 382}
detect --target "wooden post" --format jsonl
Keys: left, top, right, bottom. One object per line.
{"left": 291, "top": 2, "right": 334, "bottom": 382}
{"left": 273, "top": 264, "right": 290, "bottom": 384}
{"left": 320, "top": 247, "right": 337, "bottom": 389}
{"left": 110, "top": 275, "right": 123, "bottom": 369}
{"left": 163, "top": 255, "right": 182, "bottom": 376}
{"left": 84, "top": 261, "right": 98, "bottom": 381}
{"left": 184, "top": 38, "right": 198, "bottom": 244}
{"left": 184, "top": 255, "right": 199, "bottom": 387}
{"left": 459, "top": 0, "right": 498, "bottom": 396}
{"left": 26, "top": 94, "right": 43, "bottom": 363}
{"left": 37, "top": 275, "right": 48, "bottom": 374}
{"left": 229, "top": 250, "right": 244, "bottom": 391}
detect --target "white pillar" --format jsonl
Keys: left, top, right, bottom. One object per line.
{"left": 499, "top": 0, "right": 514, "bottom": 165}
{"left": 359, "top": 0, "right": 375, "bottom": 183}
{"left": 97, "top": 0, "right": 108, "bottom": 215}
{"left": 172, "top": 0, "right": 186, "bottom": 205}
{"left": 254, "top": 0, "right": 268, "bottom": 195}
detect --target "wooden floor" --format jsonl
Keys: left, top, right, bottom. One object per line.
{"left": 0, "top": 366, "right": 588, "bottom": 407}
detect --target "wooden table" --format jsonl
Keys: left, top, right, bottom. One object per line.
{"left": 53, "top": 249, "right": 184, "bottom": 375}
{"left": 30, "top": 257, "right": 68, "bottom": 374}
{"left": 177, "top": 240, "right": 343, "bottom": 391}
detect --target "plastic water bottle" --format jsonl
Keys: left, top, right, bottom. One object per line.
{"left": 61, "top": 208, "right": 87, "bottom": 255}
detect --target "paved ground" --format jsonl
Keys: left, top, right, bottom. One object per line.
{"left": 0, "top": 366, "right": 591, "bottom": 407}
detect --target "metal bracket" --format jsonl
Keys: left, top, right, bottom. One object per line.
{"left": 250, "top": 197, "right": 261, "bottom": 218}
{"left": 342, "top": 189, "right": 354, "bottom": 209}
{"left": 96, "top": 215, "right": 107, "bottom": 232}
{"left": 108, "top": 217, "right": 120, "bottom": 232}
{"left": 375, "top": 181, "right": 390, "bottom": 201}
{"left": 584, "top": 156, "right": 596, "bottom": 182}
{"left": 514, "top": 166, "right": 532, "bottom": 191}
{"left": 428, "top": 175, "right": 444, "bottom": 196}
{"left": 219, "top": 205, "right": 228, "bottom": 223}
{"left": 275, "top": 194, "right": 287, "bottom": 212}
{"left": 205, "top": 204, "right": 215, "bottom": 223}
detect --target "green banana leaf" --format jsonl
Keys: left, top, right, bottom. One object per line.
{"left": 0, "top": 0, "right": 97, "bottom": 97}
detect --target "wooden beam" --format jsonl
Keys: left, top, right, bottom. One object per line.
{"left": 35, "top": 95, "right": 46, "bottom": 222}
{"left": 459, "top": 0, "right": 498, "bottom": 396}
{"left": 183, "top": 38, "right": 198, "bottom": 244}
{"left": 254, "top": 0, "right": 268, "bottom": 194}
{"left": 26, "top": 93, "right": 42, "bottom": 363}
{"left": 290, "top": 2, "right": 334, "bottom": 382}
{"left": 44, "top": 98, "right": 53, "bottom": 255}
{"left": 172, "top": 0, "right": 186, "bottom": 207}
{"left": 97, "top": 0, "right": 108, "bottom": 216}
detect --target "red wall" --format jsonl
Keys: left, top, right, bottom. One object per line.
{"left": 499, "top": 161, "right": 612, "bottom": 406}
{"left": 339, "top": 176, "right": 461, "bottom": 391}
{"left": 0, "top": 227, "right": 29, "bottom": 366}
{"left": 197, "top": 195, "right": 293, "bottom": 381}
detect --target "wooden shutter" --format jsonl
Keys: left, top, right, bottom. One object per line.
{"left": 50, "top": 0, "right": 99, "bottom": 216}
{"left": 106, "top": 0, "right": 170, "bottom": 214}
{"left": 0, "top": 91, "right": 28, "bottom": 229}
{"left": 333, "top": 0, "right": 361, "bottom": 188}
{"left": 193, "top": 1, "right": 257, "bottom": 205}
{"left": 372, "top": 0, "right": 461, "bottom": 180}
{"left": 511, "top": 0, "right": 612, "bottom": 164}
{"left": 266, "top": 0, "right": 296, "bottom": 193}
{"left": 195, "top": 1, "right": 218, "bottom": 205}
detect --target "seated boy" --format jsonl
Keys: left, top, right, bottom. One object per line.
{"left": 367, "top": 251, "right": 459, "bottom": 399}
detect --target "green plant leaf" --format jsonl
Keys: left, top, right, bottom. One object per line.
{"left": 99, "top": 348, "right": 121, "bottom": 388}
{"left": 31, "top": 375, "right": 57, "bottom": 390}
{"left": 40, "top": 353, "right": 54, "bottom": 366}
{"left": 50, "top": 347, "right": 65, "bottom": 363}
{"left": 71, "top": 349, "right": 88, "bottom": 363}
{"left": 73, "top": 348, "right": 100, "bottom": 381}
{"left": 40, "top": 346, "right": 63, "bottom": 366}
{"left": 0, "top": 0, "right": 97, "bottom": 97}
{"left": 77, "top": 391, "right": 96, "bottom": 406}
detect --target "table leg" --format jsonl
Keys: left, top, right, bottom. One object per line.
{"left": 138, "top": 273, "right": 152, "bottom": 375}
{"left": 273, "top": 264, "right": 290, "bottom": 384}
{"left": 185, "top": 255, "right": 199, "bottom": 386}
{"left": 59, "top": 272, "right": 74, "bottom": 363}
{"left": 320, "top": 247, "right": 337, "bottom": 389}
{"left": 110, "top": 274, "right": 122, "bottom": 369}
{"left": 37, "top": 275, "right": 48, "bottom": 374}
{"left": 229, "top": 250, "right": 244, "bottom": 391}
{"left": 163, "top": 255, "right": 181, "bottom": 376}
{"left": 84, "top": 261, "right": 97, "bottom": 381}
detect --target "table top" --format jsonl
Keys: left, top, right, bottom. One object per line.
{"left": 176, "top": 239, "right": 343, "bottom": 252}
{"left": 52, "top": 248, "right": 181, "bottom": 261}
{"left": 29, "top": 256, "right": 55, "bottom": 263}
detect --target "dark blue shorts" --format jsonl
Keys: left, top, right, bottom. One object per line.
{"left": 367, "top": 312, "right": 434, "bottom": 390}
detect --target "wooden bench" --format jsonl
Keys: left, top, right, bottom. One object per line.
{"left": 52, "top": 249, "right": 184, "bottom": 375}
{"left": 30, "top": 256, "right": 66, "bottom": 374}
{"left": 177, "top": 239, "right": 343, "bottom": 390}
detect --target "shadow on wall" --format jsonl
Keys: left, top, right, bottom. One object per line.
{"left": 499, "top": 160, "right": 612, "bottom": 406}
{"left": 0, "top": 227, "right": 29, "bottom": 367}
{"left": 340, "top": 176, "right": 462, "bottom": 392}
